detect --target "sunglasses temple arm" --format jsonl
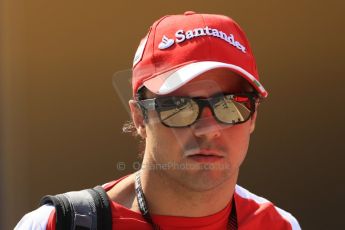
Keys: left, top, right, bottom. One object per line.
{"left": 137, "top": 99, "right": 156, "bottom": 110}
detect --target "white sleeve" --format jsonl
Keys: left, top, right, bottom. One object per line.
{"left": 14, "top": 205, "right": 55, "bottom": 230}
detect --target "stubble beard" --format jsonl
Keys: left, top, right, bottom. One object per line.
{"left": 151, "top": 155, "right": 235, "bottom": 194}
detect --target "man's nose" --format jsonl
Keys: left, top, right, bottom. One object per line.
{"left": 192, "top": 106, "right": 222, "bottom": 138}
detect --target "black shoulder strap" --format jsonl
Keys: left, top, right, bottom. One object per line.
{"left": 40, "top": 186, "right": 112, "bottom": 230}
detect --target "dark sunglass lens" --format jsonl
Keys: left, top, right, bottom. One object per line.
{"left": 213, "top": 95, "right": 252, "bottom": 124}
{"left": 156, "top": 97, "right": 199, "bottom": 127}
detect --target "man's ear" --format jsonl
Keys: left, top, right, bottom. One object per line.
{"left": 249, "top": 111, "right": 257, "bottom": 134}
{"left": 129, "top": 100, "right": 146, "bottom": 138}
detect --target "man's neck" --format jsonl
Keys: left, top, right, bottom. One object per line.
{"left": 139, "top": 165, "right": 238, "bottom": 217}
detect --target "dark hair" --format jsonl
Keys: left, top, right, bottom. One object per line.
{"left": 122, "top": 87, "right": 148, "bottom": 158}
{"left": 122, "top": 86, "right": 147, "bottom": 135}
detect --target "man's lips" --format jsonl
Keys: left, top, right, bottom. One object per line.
{"left": 185, "top": 149, "right": 225, "bottom": 163}
{"left": 185, "top": 149, "right": 224, "bottom": 157}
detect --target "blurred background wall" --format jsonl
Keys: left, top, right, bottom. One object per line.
{"left": 1, "top": 0, "right": 344, "bottom": 229}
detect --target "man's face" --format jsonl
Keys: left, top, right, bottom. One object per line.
{"left": 132, "top": 68, "right": 257, "bottom": 192}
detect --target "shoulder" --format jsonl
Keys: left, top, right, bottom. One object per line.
{"left": 106, "top": 173, "right": 138, "bottom": 211}
{"left": 234, "top": 185, "right": 301, "bottom": 230}
{"left": 15, "top": 175, "right": 134, "bottom": 230}
{"left": 15, "top": 205, "right": 54, "bottom": 230}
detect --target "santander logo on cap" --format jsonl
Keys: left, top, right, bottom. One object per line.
{"left": 158, "top": 35, "right": 175, "bottom": 49}
{"left": 158, "top": 26, "right": 246, "bottom": 53}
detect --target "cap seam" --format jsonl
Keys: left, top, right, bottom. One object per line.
{"left": 199, "top": 14, "right": 212, "bottom": 60}
{"left": 231, "top": 21, "right": 258, "bottom": 77}
{"left": 151, "top": 15, "right": 171, "bottom": 75}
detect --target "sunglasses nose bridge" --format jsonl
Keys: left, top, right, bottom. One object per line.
{"left": 196, "top": 99, "right": 215, "bottom": 117}
{"left": 193, "top": 99, "right": 219, "bottom": 125}
{"left": 192, "top": 101, "right": 222, "bottom": 138}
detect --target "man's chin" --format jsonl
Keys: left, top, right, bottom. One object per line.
{"left": 170, "top": 166, "right": 233, "bottom": 192}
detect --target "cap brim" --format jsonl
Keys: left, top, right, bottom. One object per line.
{"left": 143, "top": 61, "right": 268, "bottom": 98}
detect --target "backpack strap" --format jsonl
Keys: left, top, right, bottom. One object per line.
{"left": 40, "top": 186, "right": 112, "bottom": 230}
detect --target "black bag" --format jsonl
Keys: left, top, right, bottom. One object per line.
{"left": 40, "top": 186, "right": 112, "bottom": 230}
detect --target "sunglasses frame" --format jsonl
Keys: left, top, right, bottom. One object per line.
{"left": 137, "top": 93, "right": 259, "bottom": 128}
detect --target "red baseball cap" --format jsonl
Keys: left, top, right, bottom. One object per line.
{"left": 132, "top": 11, "right": 268, "bottom": 98}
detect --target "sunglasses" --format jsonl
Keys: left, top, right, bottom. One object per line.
{"left": 137, "top": 93, "right": 258, "bottom": 128}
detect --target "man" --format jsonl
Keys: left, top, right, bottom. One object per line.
{"left": 16, "top": 11, "right": 301, "bottom": 229}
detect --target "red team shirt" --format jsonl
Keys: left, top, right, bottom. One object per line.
{"left": 16, "top": 175, "right": 301, "bottom": 230}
